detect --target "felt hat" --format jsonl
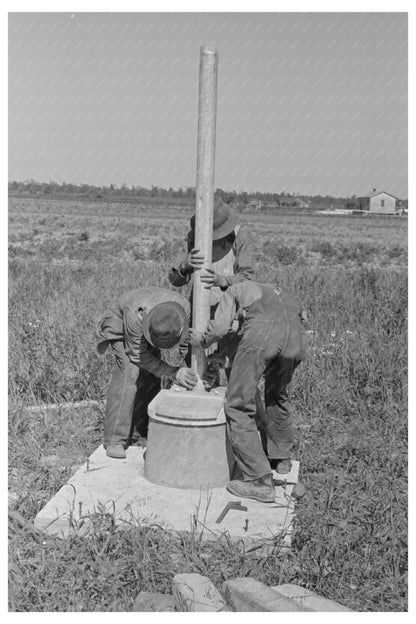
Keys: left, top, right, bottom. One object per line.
{"left": 142, "top": 301, "right": 188, "bottom": 349}
{"left": 190, "top": 198, "right": 239, "bottom": 241}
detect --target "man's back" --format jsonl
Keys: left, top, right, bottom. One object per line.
{"left": 203, "top": 281, "right": 308, "bottom": 361}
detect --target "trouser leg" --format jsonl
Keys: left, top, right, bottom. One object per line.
{"left": 129, "top": 369, "right": 160, "bottom": 439}
{"left": 221, "top": 333, "right": 267, "bottom": 453}
{"left": 265, "top": 356, "right": 299, "bottom": 460}
{"left": 225, "top": 346, "right": 271, "bottom": 480}
{"left": 103, "top": 341, "right": 140, "bottom": 448}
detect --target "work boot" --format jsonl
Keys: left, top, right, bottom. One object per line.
{"left": 270, "top": 458, "right": 292, "bottom": 474}
{"left": 226, "top": 473, "right": 276, "bottom": 503}
{"left": 105, "top": 445, "right": 126, "bottom": 459}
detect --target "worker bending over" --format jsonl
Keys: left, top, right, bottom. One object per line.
{"left": 189, "top": 281, "right": 308, "bottom": 503}
{"left": 97, "top": 287, "right": 197, "bottom": 459}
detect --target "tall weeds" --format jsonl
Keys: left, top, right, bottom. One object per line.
{"left": 8, "top": 199, "right": 407, "bottom": 611}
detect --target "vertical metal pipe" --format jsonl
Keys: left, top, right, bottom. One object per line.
{"left": 191, "top": 46, "right": 218, "bottom": 379}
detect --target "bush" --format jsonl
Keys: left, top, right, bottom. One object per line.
{"left": 257, "top": 239, "right": 303, "bottom": 265}
{"left": 310, "top": 240, "right": 337, "bottom": 258}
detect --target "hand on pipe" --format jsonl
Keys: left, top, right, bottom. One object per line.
{"left": 200, "top": 267, "right": 228, "bottom": 289}
{"left": 180, "top": 248, "right": 205, "bottom": 274}
{"left": 202, "top": 368, "right": 219, "bottom": 390}
{"left": 174, "top": 367, "right": 198, "bottom": 390}
{"left": 206, "top": 352, "right": 228, "bottom": 371}
{"left": 188, "top": 328, "right": 204, "bottom": 347}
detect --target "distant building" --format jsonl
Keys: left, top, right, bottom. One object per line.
{"left": 397, "top": 198, "right": 408, "bottom": 214}
{"left": 249, "top": 199, "right": 263, "bottom": 209}
{"left": 356, "top": 189, "right": 399, "bottom": 214}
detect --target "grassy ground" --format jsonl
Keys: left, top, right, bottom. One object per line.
{"left": 8, "top": 197, "right": 407, "bottom": 611}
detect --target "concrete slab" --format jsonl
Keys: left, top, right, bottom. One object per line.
{"left": 34, "top": 445, "right": 299, "bottom": 552}
{"left": 223, "top": 578, "right": 312, "bottom": 612}
{"left": 271, "top": 584, "right": 353, "bottom": 612}
{"left": 173, "top": 573, "right": 229, "bottom": 611}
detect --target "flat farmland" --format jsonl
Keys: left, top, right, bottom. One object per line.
{"left": 8, "top": 197, "right": 407, "bottom": 611}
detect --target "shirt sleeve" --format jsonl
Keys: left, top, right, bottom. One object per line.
{"left": 168, "top": 231, "right": 193, "bottom": 287}
{"left": 223, "top": 225, "right": 256, "bottom": 286}
{"left": 201, "top": 289, "right": 237, "bottom": 348}
{"left": 177, "top": 303, "right": 191, "bottom": 361}
{"left": 123, "top": 307, "right": 179, "bottom": 378}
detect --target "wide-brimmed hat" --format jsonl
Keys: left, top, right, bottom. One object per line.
{"left": 142, "top": 301, "right": 188, "bottom": 349}
{"left": 190, "top": 198, "right": 239, "bottom": 241}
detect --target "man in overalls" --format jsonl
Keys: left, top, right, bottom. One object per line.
{"left": 169, "top": 197, "right": 255, "bottom": 313}
{"left": 189, "top": 281, "right": 309, "bottom": 503}
{"left": 169, "top": 196, "right": 255, "bottom": 363}
{"left": 97, "top": 287, "right": 197, "bottom": 459}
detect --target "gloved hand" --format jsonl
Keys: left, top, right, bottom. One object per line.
{"left": 202, "top": 368, "right": 220, "bottom": 389}
{"left": 206, "top": 352, "right": 228, "bottom": 370}
{"left": 188, "top": 328, "right": 204, "bottom": 347}
{"left": 200, "top": 267, "right": 228, "bottom": 289}
{"left": 174, "top": 367, "right": 198, "bottom": 390}
{"left": 180, "top": 248, "right": 205, "bottom": 274}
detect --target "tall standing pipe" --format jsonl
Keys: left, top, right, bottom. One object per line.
{"left": 191, "top": 46, "right": 218, "bottom": 380}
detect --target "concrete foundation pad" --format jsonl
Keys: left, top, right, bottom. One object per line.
{"left": 34, "top": 445, "right": 299, "bottom": 551}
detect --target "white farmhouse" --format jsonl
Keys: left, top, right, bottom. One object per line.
{"left": 356, "top": 188, "right": 399, "bottom": 214}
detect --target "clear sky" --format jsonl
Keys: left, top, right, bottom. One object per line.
{"left": 8, "top": 12, "right": 408, "bottom": 197}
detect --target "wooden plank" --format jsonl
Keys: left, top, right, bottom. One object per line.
{"left": 223, "top": 578, "right": 312, "bottom": 612}
{"left": 173, "top": 573, "right": 229, "bottom": 612}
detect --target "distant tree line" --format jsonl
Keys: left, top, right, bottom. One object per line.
{"left": 8, "top": 179, "right": 349, "bottom": 207}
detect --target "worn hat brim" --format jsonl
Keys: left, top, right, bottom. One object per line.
{"left": 212, "top": 209, "right": 239, "bottom": 240}
{"left": 190, "top": 208, "right": 239, "bottom": 241}
{"left": 142, "top": 301, "right": 188, "bottom": 349}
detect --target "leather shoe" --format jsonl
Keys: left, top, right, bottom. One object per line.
{"left": 270, "top": 458, "right": 292, "bottom": 474}
{"left": 105, "top": 445, "right": 126, "bottom": 459}
{"left": 226, "top": 473, "right": 275, "bottom": 503}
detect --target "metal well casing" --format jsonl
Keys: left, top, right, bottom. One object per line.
{"left": 145, "top": 387, "right": 235, "bottom": 489}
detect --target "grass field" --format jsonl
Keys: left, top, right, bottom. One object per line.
{"left": 8, "top": 197, "right": 408, "bottom": 611}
